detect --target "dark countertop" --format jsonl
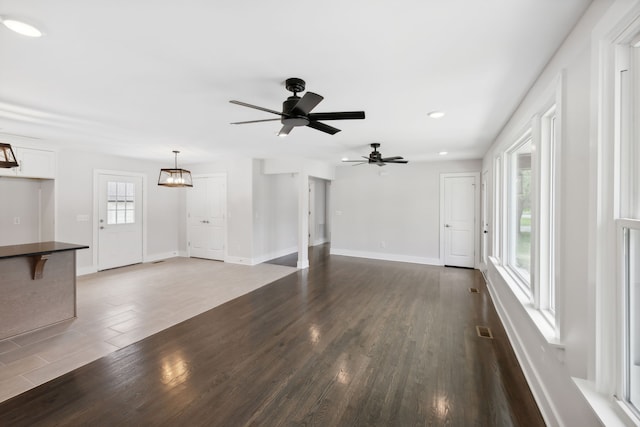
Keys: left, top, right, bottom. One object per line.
{"left": 0, "top": 241, "right": 89, "bottom": 260}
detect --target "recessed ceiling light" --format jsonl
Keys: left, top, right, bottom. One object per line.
{"left": 439, "top": 151, "right": 448, "bottom": 156}
{"left": 341, "top": 157, "right": 349, "bottom": 161}
{"left": 1, "top": 17, "right": 43, "bottom": 37}
{"left": 428, "top": 111, "right": 446, "bottom": 119}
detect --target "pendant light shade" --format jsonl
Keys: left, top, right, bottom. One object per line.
{"left": 0, "top": 143, "right": 19, "bottom": 168}
{"left": 158, "top": 151, "right": 193, "bottom": 187}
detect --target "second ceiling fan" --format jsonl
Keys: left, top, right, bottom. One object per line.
{"left": 342, "top": 143, "right": 409, "bottom": 166}
{"left": 229, "top": 78, "right": 365, "bottom": 136}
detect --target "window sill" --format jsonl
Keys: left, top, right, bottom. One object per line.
{"left": 573, "top": 378, "right": 638, "bottom": 427}
{"left": 489, "top": 257, "right": 562, "bottom": 348}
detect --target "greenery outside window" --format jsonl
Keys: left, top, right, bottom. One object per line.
{"left": 506, "top": 131, "right": 533, "bottom": 292}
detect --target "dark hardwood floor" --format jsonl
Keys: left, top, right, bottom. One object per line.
{"left": 0, "top": 245, "right": 544, "bottom": 426}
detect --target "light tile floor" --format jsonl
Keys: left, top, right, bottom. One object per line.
{"left": 0, "top": 257, "right": 297, "bottom": 402}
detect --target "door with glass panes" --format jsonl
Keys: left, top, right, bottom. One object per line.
{"left": 98, "top": 174, "right": 143, "bottom": 270}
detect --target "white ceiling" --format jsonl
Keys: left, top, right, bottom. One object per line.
{"left": 0, "top": 0, "right": 592, "bottom": 166}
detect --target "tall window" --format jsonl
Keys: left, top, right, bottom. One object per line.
{"left": 624, "top": 225, "right": 640, "bottom": 414}
{"left": 507, "top": 132, "right": 533, "bottom": 291}
{"left": 621, "top": 36, "right": 640, "bottom": 418}
{"left": 540, "top": 106, "right": 558, "bottom": 318}
{"left": 493, "top": 156, "right": 502, "bottom": 260}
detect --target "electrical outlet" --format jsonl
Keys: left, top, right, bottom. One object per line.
{"left": 13, "top": 217, "right": 20, "bottom": 225}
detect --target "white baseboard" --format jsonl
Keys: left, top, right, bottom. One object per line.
{"left": 485, "top": 277, "right": 558, "bottom": 425}
{"left": 77, "top": 251, "right": 181, "bottom": 276}
{"left": 144, "top": 251, "right": 179, "bottom": 263}
{"left": 251, "top": 246, "right": 298, "bottom": 265}
{"left": 484, "top": 259, "right": 603, "bottom": 427}
{"left": 77, "top": 265, "right": 98, "bottom": 276}
{"left": 329, "top": 248, "right": 441, "bottom": 266}
{"left": 224, "top": 256, "right": 253, "bottom": 266}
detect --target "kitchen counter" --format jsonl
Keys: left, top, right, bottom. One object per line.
{"left": 0, "top": 241, "right": 88, "bottom": 260}
{"left": 0, "top": 241, "right": 89, "bottom": 340}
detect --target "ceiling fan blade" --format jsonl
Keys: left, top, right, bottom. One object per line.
{"left": 278, "top": 125, "right": 294, "bottom": 136}
{"left": 351, "top": 162, "right": 367, "bottom": 166}
{"left": 307, "top": 121, "right": 341, "bottom": 135}
{"left": 385, "top": 160, "right": 409, "bottom": 164}
{"left": 308, "top": 111, "right": 365, "bottom": 121}
{"left": 381, "top": 156, "right": 403, "bottom": 161}
{"left": 342, "top": 159, "right": 367, "bottom": 162}
{"left": 230, "top": 118, "right": 282, "bottom": 125}
{"left": 292, "top": 92, "right": 324, "bottom": 115}
{"left": 230, "top": 100, "right": 288, "bottom": 117}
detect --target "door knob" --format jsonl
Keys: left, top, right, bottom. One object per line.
{"left": 445, "top": 224, "right": 451, "bottom": 228}
{"left": 100, "top": 226, "right": 104, "bottom": 230}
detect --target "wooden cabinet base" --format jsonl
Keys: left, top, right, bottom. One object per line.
{"left": 0, "top": 251, "right": 76, "bottom": 340}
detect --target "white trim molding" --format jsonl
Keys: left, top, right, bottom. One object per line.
{"left": 330, "top": 248, "right": 441, "bottom": 266}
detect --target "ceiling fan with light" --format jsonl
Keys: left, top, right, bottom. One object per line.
{"left": 229, "top": 78, "right": 365, "bottom": 136}
{"left": 342, "top": 143, "right": 409, "bottom": 166}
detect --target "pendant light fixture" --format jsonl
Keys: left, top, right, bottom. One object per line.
{"left": 0, "top": 143, "right": 19, "bottom": 168}
{"left": 158, "top": 150, "right": 193, "bottom": 187}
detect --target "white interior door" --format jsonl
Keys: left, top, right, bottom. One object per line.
{"left": 98, "top": 174, "right": 143, "bottom": 270}
{"left": 442, "top": 174, "right": 477, "bottom": 268}
{"left": 187, "top": 175, "right": 226, "bottom": 260}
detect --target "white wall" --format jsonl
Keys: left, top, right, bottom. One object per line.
{"left": 56, "top": 150, "right": 181, "bottom": 273}
{"left": 0, "top": 177, "right": 47, "bottom": 245}
{"left": 252, "top": 160, "right": 298, "bottom": 263}
{"left": 263, "top": 158, "right": 335, "bottom": 180}
{"left": 331, "top": 160, "right": 481, "bottom": 264}
{"left": 481, "top": 0, "right": 619, "bottom": 425}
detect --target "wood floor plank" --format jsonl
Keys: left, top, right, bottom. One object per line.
{"left": 0, "top": 245, "right": 544, "bottom": 426}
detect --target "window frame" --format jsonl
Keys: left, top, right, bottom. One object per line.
{"left": 504, "top": 129, "right": 534, "bottom": 296}
{"left": 493, "top": 155, "right": 502, "bottom": 260}
{"left": 619, "top": 219, "right": 640, "bottom": 419}
{"left": 492, "top": 74, "right": 563, "bottom": 336}
{"left": 535, "top": 104, "right": 560, "bottom": 328}
{"left": 614, "top": 23, "right": 640, "bottom": 421}
{"left": 106, "top": 180, "right": 136, "bottom": 225}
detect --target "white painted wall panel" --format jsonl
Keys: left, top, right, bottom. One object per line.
{"left": 252, "top": 161, "right": 298, "bottom": 263}
{"left": 331, "top": 160, "right": 481, "bottom": 264}
{"left": 0, "top": 178, "right": 43, "bottom": 245}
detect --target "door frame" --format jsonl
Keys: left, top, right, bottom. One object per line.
{"left": 187, "top": 173, "right": 228, "bottom": 261}
{"left": 439, "top": 172, "right": 480, "bottom": 268}
{"left": 481, "top": 169, "right": 489, "bottom": 271}
{"left": 93, "top": 169, "right": 148, "bottom": 271}
{"left": 309, "top": 179, "right": 315, "bottom": 245}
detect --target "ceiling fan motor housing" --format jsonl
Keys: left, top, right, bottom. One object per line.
{"left": 282, "top": 96, "right": 310, "bottom": 126}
